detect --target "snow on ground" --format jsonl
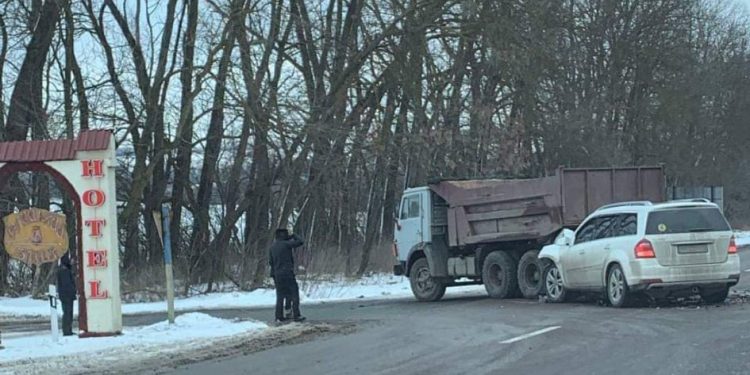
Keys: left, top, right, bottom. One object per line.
{"left": 735, "top": 231, "right": 750, "bottom": 248}
{"left": 0, "top": 274, "right": 485, "bottom": 318}
{"left": 0, "top": 312, "right": 266, "bottom": 366}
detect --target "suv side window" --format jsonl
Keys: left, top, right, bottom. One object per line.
{"left": 400, "top": 195, "right": 420, "bottom": 220}
{"left": 575, "top": 218, "right": 600, "bottom": 244}
{"left": 615, "top": 214, "right": 637, "bottom": 237}
{"left": 593, "top": 215, "right": 617, "bottom": 241}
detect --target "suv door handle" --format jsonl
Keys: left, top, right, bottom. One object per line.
{"left": 604, "top": 245, "right": 611, "bottom": 250}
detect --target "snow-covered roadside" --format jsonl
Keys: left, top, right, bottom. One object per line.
{"left": 0, "top": 313, "right": 266, "bottom": 373}
{"left": 735, "top": 231, "right": 750, "bottom": 248}
{"left": 0, "top": 274, "right": 486, "bottom": 318}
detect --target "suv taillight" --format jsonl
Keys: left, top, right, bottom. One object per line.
{"left": 635, "top": 239, "right": 656, "bottom": 259}
{"left": 392, "top": 243, "right": 399, "bottom": 257}
{"left": 729, "top": 237, "right": 737, "bottom": 254}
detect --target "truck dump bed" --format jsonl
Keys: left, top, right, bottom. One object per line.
{"left": 429, "top": 167, "right": 665, "bottom": 247}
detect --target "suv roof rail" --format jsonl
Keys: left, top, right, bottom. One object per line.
{"left": 596, "top": 201, "right": 653, "bottom": 211}
{"left": 668, "top": 198, "right": 712, "bottom": 204}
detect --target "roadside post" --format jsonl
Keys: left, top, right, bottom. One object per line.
{"left": 162, "top": 205, "right": 175, "bottom": 324}
{"left": 48, "top": 284, "right": 59, "bottom": 343}
{"left": 153, "top": 206, "right": 175, "bottom": 324}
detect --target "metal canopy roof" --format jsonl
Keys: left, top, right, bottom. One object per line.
{"left": 0, "top": 130, "right": 111, "bottom": 162}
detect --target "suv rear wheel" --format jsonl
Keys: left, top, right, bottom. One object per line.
{"left": 607, "top": 264, "right": 632, "bottom": 307}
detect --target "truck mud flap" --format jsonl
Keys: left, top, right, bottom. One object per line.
{"left": 393, "top": 262, "right": 405, "bottom": 276}
{"left": 424, "top": 242, "right": 449, "bottom": 277}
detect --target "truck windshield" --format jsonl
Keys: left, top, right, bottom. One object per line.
{"left": 646, "top": 207, "right": 730, "bottom": 235}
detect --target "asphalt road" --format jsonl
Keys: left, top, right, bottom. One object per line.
{"left": 162, "top": 248, "right": 750, "bottom": 375}
{"left": 164, "top": 291, "right": 750, "bottom": 375}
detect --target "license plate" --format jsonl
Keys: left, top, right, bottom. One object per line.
{"left": 677, "top": 244, "right": 709, "bottom": 254}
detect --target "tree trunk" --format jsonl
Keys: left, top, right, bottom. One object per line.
{"left": 4, "top": 0, "right": 61, "bottom": 141}
{"left": 64, "top": 2, "right": 88, "bottom": 131}
{"left": 187, "top": 26, "right": 236, "bottom": 292}
{"left": 171, "top": 0, "right": 199, "bottom": 259}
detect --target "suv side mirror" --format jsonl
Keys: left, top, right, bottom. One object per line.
{"left": 555, "top": 229, "right": 574, "bottom": 247}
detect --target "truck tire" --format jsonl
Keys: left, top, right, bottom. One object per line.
{"left": 409, "top": 258, "right": 446, "bottom": 302}
{"left": 507, "top": 252, "right": 523, "bottom": 298}
{"left": 517, "top": 250, "right": 542, "bottom": 299}
{"left": 482, "top": 251, "right": 518, "bottom": 299}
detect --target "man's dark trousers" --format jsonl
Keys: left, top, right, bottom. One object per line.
{"left": 274, "top": 274, "right": 300, "bottom": 320}
{"left": 61, "top": 297, "right": 75, "bottom": 335}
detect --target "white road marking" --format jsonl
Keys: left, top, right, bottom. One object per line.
{"left": 500, "top": 326, "right": 561, "bottom": 344}
{"left": 744, "top": 269, "right": 750, "bottom": 273}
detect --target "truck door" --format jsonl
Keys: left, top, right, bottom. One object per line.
{"left": 395, "top": 193, "right": 424, "bottom": 262}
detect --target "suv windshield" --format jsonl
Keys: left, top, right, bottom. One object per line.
{"left": 646, "top": 207, "right": 730, "bottom": 235}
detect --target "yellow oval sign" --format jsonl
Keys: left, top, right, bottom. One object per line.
{"left": 3, "top": 208, "right": 68, "bottom": 266}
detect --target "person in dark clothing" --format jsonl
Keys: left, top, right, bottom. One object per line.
{"left": 269, "top": 228, "right": 305, "bottom": 322}
{"left": 57, "top": 254, "right": 77, "bottom": 336}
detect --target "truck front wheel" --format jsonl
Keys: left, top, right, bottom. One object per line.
{"left": 482, "top": 251, "right": 518, "bottom": 299}
{"left": 409, "top": 258, "right": 446, "bottom": 302}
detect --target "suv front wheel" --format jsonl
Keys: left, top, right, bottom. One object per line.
{"left": 543, "top": 262, "right": 568, "bottom": 303}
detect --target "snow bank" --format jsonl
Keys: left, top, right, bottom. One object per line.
{"left": 0, "top": 274, "right": 486, "bottom": 318}
{"left": 0, "top": 313, "right": 266, "bottom": 364}
{"left": 0, "top": 295, "right": 63, "bottom": 317}
{"left": 735, "top": 231, "right": 750, "bottom": 248}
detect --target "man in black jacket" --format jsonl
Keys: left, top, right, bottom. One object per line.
{"left": 269, "top": 228, "right": 305, "bottom": 322}
{"left": 57, "top": 254, "right": 77, "bottom": 336}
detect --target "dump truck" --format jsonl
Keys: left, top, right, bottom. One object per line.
{"left": 392, "top": 166, "right": 666, "bottom": 301}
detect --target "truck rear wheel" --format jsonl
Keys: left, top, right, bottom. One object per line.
{"left": 409, "top": 258, "right": 446, "bottom": 302}
{"left": 517, "top": 250, "right": 542, "bottom": 299}
{"left": 507, "top": 252, "right": 523, "bottom": 298}
{"left": 482, "top": 251, "right": 518, "bottom": 299}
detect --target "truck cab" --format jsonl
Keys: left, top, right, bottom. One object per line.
{"left": 393, "top": 187, "right": 432, "bottom": 276}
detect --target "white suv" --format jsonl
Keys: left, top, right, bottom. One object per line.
{"left": 539, "top": 200, "right": 740, "bottom": 307}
